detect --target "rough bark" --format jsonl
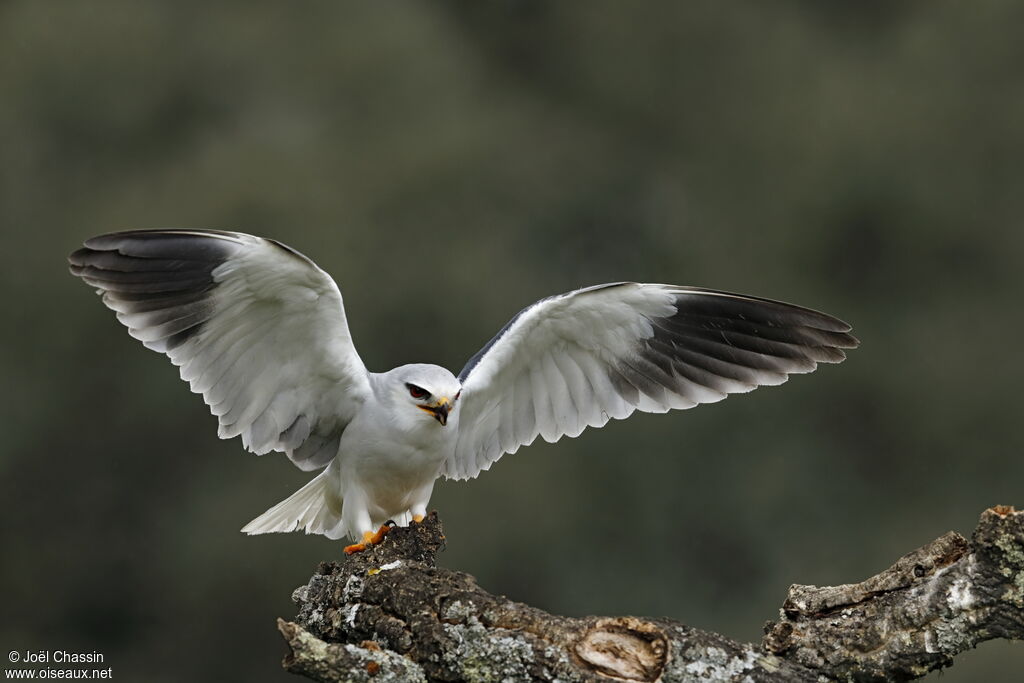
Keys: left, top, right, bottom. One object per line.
{"left": 279, "top": 506, "right": 1024, "bottom": 682}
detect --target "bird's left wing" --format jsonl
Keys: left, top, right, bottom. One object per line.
{"left": 445, "top": 283, "right": 858, "bottom": 480}
{"left": 69, "top": 229, "right": 371, "bottom": 471}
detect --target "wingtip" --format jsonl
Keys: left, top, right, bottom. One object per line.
{"left": 829, "top": 330, "right": 860, "bottom": 350}
{"left": 67, "top": 246, "right": 95, "bottom": 267}
{"left": 823, "top": 315, "right": 856, "bottom": 335}
{"left": 81, "top": 230, "right": 152, "bottom": 250}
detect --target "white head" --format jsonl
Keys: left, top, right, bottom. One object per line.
{"left": 380, "top": 364, "right": 462, "bottom": 428}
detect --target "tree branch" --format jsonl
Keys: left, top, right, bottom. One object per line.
{"left": 763, "top": 504, "right": 1024, "bottom": 680}
{"left": 278, "top": 506, "right": 1023, "bottom": 682}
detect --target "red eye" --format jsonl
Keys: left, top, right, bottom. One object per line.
{"left": 407, "top": 384, "right": 428, "bottom": 399}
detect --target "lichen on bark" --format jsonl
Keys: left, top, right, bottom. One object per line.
{"left": 279, "top": 507, "right": 1024, "bottom": 682}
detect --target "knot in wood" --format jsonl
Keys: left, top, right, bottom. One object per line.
{"left": 574, "top": 617, "right": 667, "bottom": 681}
{"left": 762, "top": 621, "right": 796, "bottom": 655}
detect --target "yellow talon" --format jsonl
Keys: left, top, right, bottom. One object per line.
{"left": 344, "top": 525, "right": 391, "bottom": 555}
{"left": 412, "top": 514, "right": 425, "bottom": 523}
{"left": 368, "top": 524, "right": 390, "bottom": 544}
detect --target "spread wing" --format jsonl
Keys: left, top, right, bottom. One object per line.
{"left": 445, "top": 283, "right": 858, "bottom": 480}
{"left": 69, "top": 229, "right": 370, "bottom": 471}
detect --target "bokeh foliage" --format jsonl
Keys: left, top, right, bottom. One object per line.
{"left": 2, "top": 1, "right": 1022, "bottom": 680}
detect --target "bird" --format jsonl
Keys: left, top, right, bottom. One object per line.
{"left": 69, "top": 229, "right": 859, "bottom": 553}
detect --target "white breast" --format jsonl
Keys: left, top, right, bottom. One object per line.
{"left": 336, "top": 397, "right": 458, "bottom": 519}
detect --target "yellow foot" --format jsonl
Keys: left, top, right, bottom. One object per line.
{"left": 412, "top": 514, "right": 425, "bottom": 523}
{"left": 343, "top": 524, "right": 391, "bottom": 555}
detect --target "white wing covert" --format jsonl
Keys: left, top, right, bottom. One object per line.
{"left": 69, "top": 230, "right": 370, "bottom": 471}
{"left": 446, "top": 283, "right": 858, "bottom": 480}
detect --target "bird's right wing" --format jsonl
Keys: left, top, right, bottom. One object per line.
{"left": 69, "top": 230, "right": 371, "bottom": 471}
{"left": 446, "top": 283, "right": 858, "bottom": 480}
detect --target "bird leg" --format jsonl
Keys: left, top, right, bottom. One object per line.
{"left": 343, "top": 524, "right": 392, "bottom": 554}
{"left": 412, "top": 514, "right": 425, "bottom": 523}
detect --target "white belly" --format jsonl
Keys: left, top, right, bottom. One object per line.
{"left": 336, "top": 408, "right": 457, "bottom": 523}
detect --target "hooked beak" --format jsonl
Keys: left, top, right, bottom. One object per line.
{"left": 418, "top": 397, "right": 451, "bottom": 426}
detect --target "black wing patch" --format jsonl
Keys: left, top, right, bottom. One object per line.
{"left": 611, "top": 290, "right": 858, "bottom": 405}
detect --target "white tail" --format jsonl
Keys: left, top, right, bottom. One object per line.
{"left": 241, "top": 468, "right": 341, "bottom": 537}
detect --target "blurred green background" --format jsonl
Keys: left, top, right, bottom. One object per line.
{"left": 2, "top": 1, "right": 1022, "bottom": 680}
